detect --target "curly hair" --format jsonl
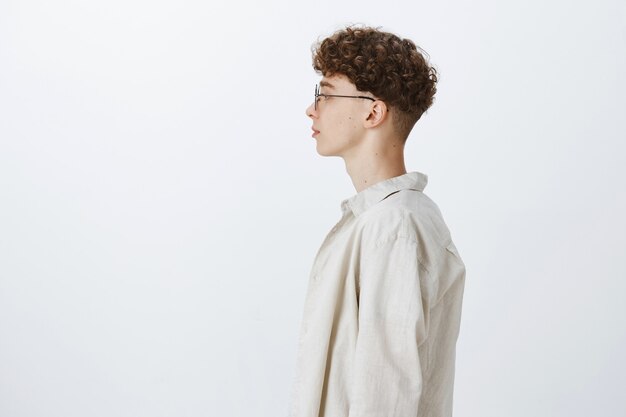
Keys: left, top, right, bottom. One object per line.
{"left": 312, "top": 25, "right": 438, "bottom": 141}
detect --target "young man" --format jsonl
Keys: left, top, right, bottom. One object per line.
{"left": 289, "top": 26, "right": 466, "bottom": 417}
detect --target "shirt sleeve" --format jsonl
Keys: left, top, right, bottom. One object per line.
{"left": 348, "top": 235, "right": 428, "bottom": 417}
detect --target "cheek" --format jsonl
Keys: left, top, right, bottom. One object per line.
{"left": 339, "top": 113, "right": 362, "bottom": 139}
{"left": 346, "top": 115, "right": 359, "bottom": 129}
{"left": 332, "top": 112, "right": 358, "bottom": 130}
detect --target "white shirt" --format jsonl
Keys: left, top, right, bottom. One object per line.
{"left": 289, "top": 171, "right": 466, "bottom": 417}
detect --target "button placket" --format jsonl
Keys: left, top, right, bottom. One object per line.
{"left": 309, "top": 211, "right": 351, "bottom": 287}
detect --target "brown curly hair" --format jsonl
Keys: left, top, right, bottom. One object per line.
{"left": 312, "top": 25, "right": 438, "bottom": 141}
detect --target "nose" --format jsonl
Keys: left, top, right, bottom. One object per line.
{"left": 306, "top": 102, "right": 317, "bottom": 119}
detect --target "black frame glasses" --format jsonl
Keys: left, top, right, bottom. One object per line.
{"left": 314, "top": 84, "right": 376, "bottom": 111}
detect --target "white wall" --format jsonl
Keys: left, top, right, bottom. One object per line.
{"left": 1, "top": 0, "right": 624, "bottom": 416}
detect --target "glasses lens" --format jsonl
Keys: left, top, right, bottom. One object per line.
{"left": 314, "top": 84, "right": 318, "bottom": 110}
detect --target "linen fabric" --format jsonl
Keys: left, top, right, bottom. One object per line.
{"left": 289, "top": 171, "right": 466, "bottom": 417}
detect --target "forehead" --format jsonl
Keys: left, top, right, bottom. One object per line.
{"left": 320, "top": 74, "right": 356, "bottom": 91}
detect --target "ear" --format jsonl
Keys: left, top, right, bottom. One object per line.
{"left": 364, "top": 100, "right": 388, "bottom": 128}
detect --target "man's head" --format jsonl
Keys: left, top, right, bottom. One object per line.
{"left": 307, "top": 25, "right": 437, "bottom": 155}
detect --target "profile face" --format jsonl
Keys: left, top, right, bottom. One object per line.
{"left": 306, "top": 74, "right": 372, "bottom": 157}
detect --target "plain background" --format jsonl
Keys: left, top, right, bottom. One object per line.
{"left": 1, "top": 0, "right": 625, "bottom": 416}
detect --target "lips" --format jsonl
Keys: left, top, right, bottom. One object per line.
{"left": 312, "top": 127, "right": 320, "bottom": 137}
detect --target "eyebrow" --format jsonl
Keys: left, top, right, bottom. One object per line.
{"left": 319, "top": 81, "right": 335, "bottom": 90}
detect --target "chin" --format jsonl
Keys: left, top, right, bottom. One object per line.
{"left": 316, "top": 146, "right": 337, "bottom": 157}
{"left": 315, "top": 141, "right": 341, "bottom": 157}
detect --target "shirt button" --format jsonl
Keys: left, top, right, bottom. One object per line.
{"left": 313, "top": 274, "right": 320, "bottom": 282}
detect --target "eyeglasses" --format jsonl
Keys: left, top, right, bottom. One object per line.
{"left": 314, "top": 84, "right": 376, "bottom": 111}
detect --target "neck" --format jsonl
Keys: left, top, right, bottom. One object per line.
{"left": 342, "top": 135, "right": 408, "bottom": 192}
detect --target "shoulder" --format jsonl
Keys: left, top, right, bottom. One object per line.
{"left": 356, "top": 189, "right": 454, "bottom": 268}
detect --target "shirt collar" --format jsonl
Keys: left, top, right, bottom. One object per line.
{"left": 341, "top": 171, "right": 428, "bottom": 217}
